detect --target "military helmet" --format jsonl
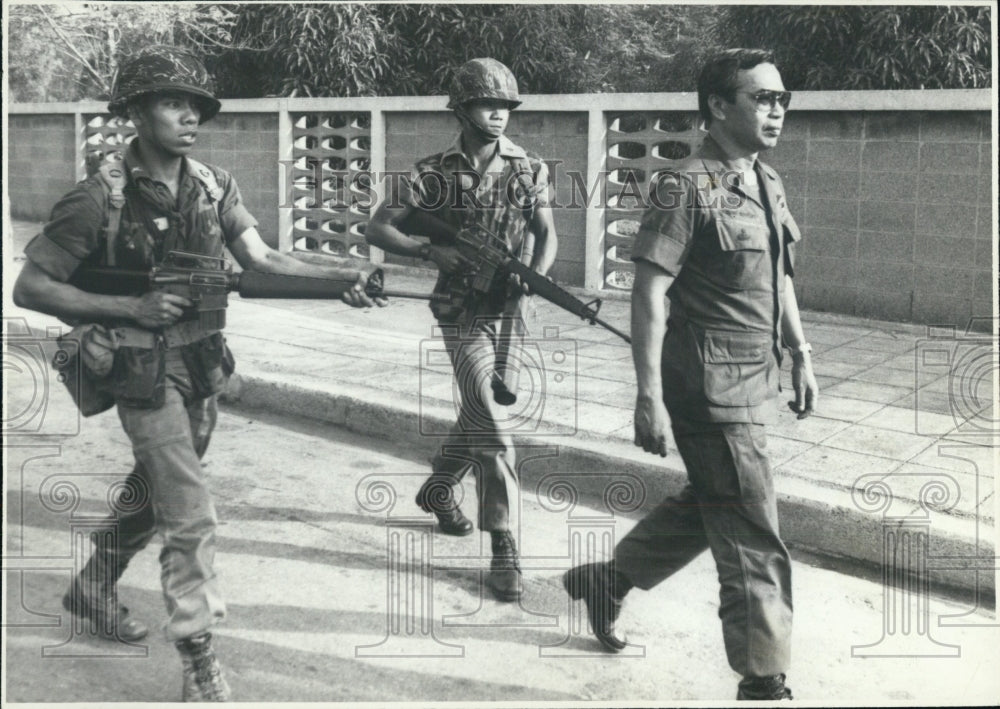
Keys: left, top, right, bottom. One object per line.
{"left": 108, "top": 45, "right": 221, "bottom": 123}
{"left": 447, "top": 58, "right": 521, "bottom": 109}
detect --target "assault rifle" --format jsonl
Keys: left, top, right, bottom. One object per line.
{"left": 399, "top": 208, "right": 631, "bottom": 405}
{"left": 70, "top": 250, "right": 446, "bottom": 331}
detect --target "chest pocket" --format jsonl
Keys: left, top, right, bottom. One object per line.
{"left": 707, "top": 216, "right": 771, "bottom": 290}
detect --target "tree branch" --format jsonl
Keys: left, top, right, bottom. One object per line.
{"left": 37, "top": 6, "right": 110, "bottom": 94}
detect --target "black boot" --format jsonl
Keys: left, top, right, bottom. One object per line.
{"left": 737, "top": 674, "right": 793, "bottom": 700}
{"left": 176, "top": 632, "right": 231, "bottom": 702}
{"left": 562, "top": 561, "right": 628, "bottom": 652}
{"left": 62, "top": 548, "right": 148, "bottom": 643}
{"left": 488, "top": 531, "right": 522, "bottom": 602}
{"left": 416, "top": 477, "right": 473, "bottom": 536}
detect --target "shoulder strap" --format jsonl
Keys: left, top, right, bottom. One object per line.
{"left": 97, "top": 156, "right": 127, "bottom": 266}
{"left": 186, "top": 158, "right": 224, "bottom": 203}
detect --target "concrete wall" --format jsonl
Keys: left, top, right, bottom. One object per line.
{"left": 8, "top": 114, "right": 78, "bottom": 222}
{"left": 196, "top": 113, "right": 280, "bottom": 245}
{"left": 7, "top": 92, "right": 995, "bottom": 329}
{"left": 384, "top": 110, "right": 589, "bottom": 284}
{"left": 767, "top": 110, "right": 993, "bottom": 326}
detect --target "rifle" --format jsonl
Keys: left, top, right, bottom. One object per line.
{"left": 70, "top": 250, "right": 447, "bottom": 331}
{"left": 399, "top": 208, "right": 631, "bottom": 405}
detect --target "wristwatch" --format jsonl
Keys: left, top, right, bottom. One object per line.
{"left": 418, "top": 244, "right": 432, "bottom": 261}
{"left": 790, "top": 342, "right": 813, "bottom": 356}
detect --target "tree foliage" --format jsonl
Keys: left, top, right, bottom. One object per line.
{"left": 717, "top": 5, "right": 992, "bottom": 90}
{"left": 6, "top": 3, "right": 991, "bottom": 103}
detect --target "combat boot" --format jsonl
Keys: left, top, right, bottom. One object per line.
{"left": 176, "top": 632, "right": 231, "bottom": 702}
{"left": 737, "top": 674, "right": 793, "bottom": 700}
{"left": 562, "top": 561, "right": 628, "bottom": 652}
{"left": 416, "top": 477, "right": 474, "bottom": 536}
{"left": 487, "top": 530, "right": 522, "bottom": 602}
{"left": 62, "top": 549, "right": 148, "bottom": 642}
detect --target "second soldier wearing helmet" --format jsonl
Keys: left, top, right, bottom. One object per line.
{"left": 367, "top": 58, "right": 559, "bottom": 602}
{"left": 14, "top": 44, "right": 381, "bottom": 702}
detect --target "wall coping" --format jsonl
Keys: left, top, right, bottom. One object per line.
{"left": 8, "top": 89, "right": 993, "bottom": 115}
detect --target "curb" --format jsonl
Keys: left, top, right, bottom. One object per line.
{"left": 221, "top": 368, "right": 995, "bottom": 601}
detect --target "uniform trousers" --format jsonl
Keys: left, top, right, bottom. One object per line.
{"left": 80, "top": 348, "right": 226, "bottom": 641}
{"left": 615, "top": 414, "right": 793, "bottom": 677}
{"left": 426, "top": 317, "right": 520, "bottom": 532}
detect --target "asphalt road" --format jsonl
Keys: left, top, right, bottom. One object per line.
{"left": 3, "top": 369, "right": 999, "bottom": 704}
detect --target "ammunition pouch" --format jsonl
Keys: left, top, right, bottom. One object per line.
{"left": 54, "top": 327, "right": 116, "bottom": 417}
{"left": 180, "top": 332, "right": 233, "bottom": 399}
{"left": 110, "top": 340, "right": 167, "bottom": 410}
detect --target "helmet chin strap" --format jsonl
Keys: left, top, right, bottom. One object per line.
{"left": 455, "top": 106, "right": 503, "bottom": 143}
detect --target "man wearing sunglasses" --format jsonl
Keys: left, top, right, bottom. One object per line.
{"left": 564, "top": 48, "right": 817, "bottom": 700}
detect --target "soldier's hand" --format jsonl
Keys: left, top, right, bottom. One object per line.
{"left": 508, "top": 273, "right": 532, "bottom": 297}
{"left": 428, "top": 246, "right": 473, "bottom": 274}
{"left": 788, "top": 353, "right": 819, "bottom": 419}
{"left": 634, "top": 395, "right": 670, "bottom": 457}
{"left": 341, "top": 272, "right": 386, "bottom": 308}
{"left": 132, "top": 292, "right": 192, "bottom": 329}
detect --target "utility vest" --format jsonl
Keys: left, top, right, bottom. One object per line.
{"left": 411, "top": 151, "right": 541, "bottom": 322}
{"left": 76, "top": 155, "right": 233, "bottom": 410}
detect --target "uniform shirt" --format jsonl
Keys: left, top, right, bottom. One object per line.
{"left": 633, "top": 135, "right": 803, "bottom": 423}
{"left": 25, "top": 140, "right": 257, "bottom": 281}
{"left": 408, "top": 133, "right": 549, "bottom": 320}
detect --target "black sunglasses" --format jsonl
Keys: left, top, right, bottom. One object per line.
{"left": 742, "top": 90, "right": 792, "bottom": 112}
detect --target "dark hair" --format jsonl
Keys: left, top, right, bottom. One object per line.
{"left": 697, "top": 48, "right": 776, "bottom": 127}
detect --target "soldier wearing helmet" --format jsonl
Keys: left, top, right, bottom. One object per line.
{"left": 368, "top": 57, "right": 559, "bottom": 602}
{"left": 14, "top": 44, "right": 381, "bottom": 701}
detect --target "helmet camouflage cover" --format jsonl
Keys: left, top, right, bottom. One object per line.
{"left": 108, "top": 45, "right": 221, "bottom": 123}
{"left": 447, "top": 58, "right": 521, "bottom": 109}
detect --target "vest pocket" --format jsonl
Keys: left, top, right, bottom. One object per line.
{"left": 111, "top": 342, "right": 166, "bottom": 409}
{"left": 701, "top": 329, "right": 771, "bottom": 407}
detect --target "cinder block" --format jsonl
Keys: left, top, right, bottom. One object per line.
{"left": 917, "top": 172, "right": 979, "bottom": 205}
{"left": 865, "top": 112, "right": 920, "bottom": 141}
{"left": 860, "top": 172, "right": 917, "bottom": 202}
{"left": 861, "top": 141, "right": 919, "bottom": 172}
{"left": 918, "top": 142, "right": 980, "bottom": 174}
{"left": 858, "top": 230, "right": 915, "bottom": 263}
{"left": 919, "top": 112, "right": 983, "bottom": 142}
{"left": 860, "top": 200, "right": 916, "bottom": 234}
{"left": 797, "top": 254, "right": 860, "bottom": 288}
{"left": 806, "top": 227, "right": 858, "bottom": 259}
{"left": 915, "top": 202, "right": 977, "bottom": 236}
{"left": 856, "top": 288, "right": 913, "bottom": 321}
{"left": 914, "top": 264, "right": 974, "bottom": 298}
{"left": 551, "top": 259, "right": 585, "bottom": 286}
{"left": 787, "top": 197, "right": 806, "bottom": 220}
{"left": 858, "top": 260, "right": 914, "bottom": 293}
{"left": 972, "top": 269, "right": 995, "bottom": 303}
{"left": 765, "top": 139, "right": 808, "bottom": 168}
{"left": 976, "top": 206, "right": 996, "bottom": 239}
{"left": 807, "top": 170, "right": 859, "bottom": 200}
{"left": 805, "top": 198, "right": 859, "bottom": 231}
{"left": 776, "top": 114, "right": 808, "bottom": 139}
{"left": 809, "top": 140, "right": 861, "bottom": 171}
{"left": 912, "top": 292, "right": 972, "bottom": 327}
{"left": 914, "top": 234, "right": 977, "bottom": 269}
{"left": 973, "top": 239, "right": 994, "bottom": 270}
{"left": 809, "top": 111, "right": 864, "bottom": 140}
{"left": 801, "top": 282, "right": 857, "bottom": 314}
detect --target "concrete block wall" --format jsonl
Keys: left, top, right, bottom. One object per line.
{"left": 766, "top": 110, "right": 993, "bottom": 327}
{"left": 384, "top": 110, "right": 590, "bottom": 285}
{"left": 7, "top": 115, "right": 78, "bottom": 222}
{"left": 190, "top": 113, "right": 280, "bottom": 247}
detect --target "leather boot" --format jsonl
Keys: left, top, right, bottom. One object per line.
{"left": 562, "top": 562, "right": 627, "bottom": 652}
{"left": 176, "top": 632, "right": 231, "bottom": 702}
{"left": 488, "top": 531, "right": 522, "bottom": 602}
{"left": 62, "top": 548, "right": 148, "bottom": 642}
{"left": 737, "top": 674, "right": 793, "bottom": 700}
{"left": 416, "top": 477, "right": 473, "bottom": 536}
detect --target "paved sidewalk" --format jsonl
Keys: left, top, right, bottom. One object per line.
{"left": 4, "top": 219, "right": 997, "bottom": 598}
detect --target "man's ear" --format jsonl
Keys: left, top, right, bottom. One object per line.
{"left": 707, "top": 94, "right": 728, "bottom": 124}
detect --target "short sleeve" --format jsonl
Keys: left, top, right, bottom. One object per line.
{"left": 214, "top": 169, "right": 257, "bottom": 241}
{"left": 23, "top": 184, "right": 105, "bottom": 282}
{"left": 531, "top": 158, "right": 551, "bottom": 206}
{"left": 631, "top": 171, "right": 699, "bottom": 277}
